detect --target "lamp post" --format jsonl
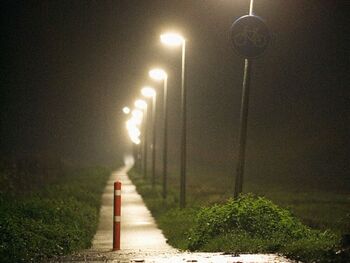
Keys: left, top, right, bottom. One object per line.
{"left": 234, "top": 0, "right": 255, "bottom": 198}
{"left": 126, "top": 113, "right": 142, "bottom": 145}
{"left": 135, "top": 99, "right": 148, "bottom": 177}
{"left": 160, "top": 32, "right": 187, "bottom": 208}
{"left": 131, "top": 109, "right": 144, "bottom": 170}
{"left": 126, "top": 117, "right": 141, "bottom": 165}
{"left": 122, "top": 106, "right": 133, "bottom": 164}
{"left": 149, "top": 68, "right": 168, "bottom": 200}
{"left": 141, "top": 86, "right": 157, "bottom": 188}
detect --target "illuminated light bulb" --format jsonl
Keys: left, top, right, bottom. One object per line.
{"left": 122, "top": 106, "right": 130, "bottom": 114}
{"left": 141, "top": 86, "right": 156, "bottom": 98}
{"left": 160, "top": 32, "right": 184, "bottom": 46}
{"left": 134, "top": 99, "right": 147, "bottom": 110}
{"left": 149, "top": 68, "right": 167, "bottom": 81}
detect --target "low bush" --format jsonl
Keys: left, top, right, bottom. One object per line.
{"left": 0, "top": 167, "right": 110, "bottom": 262}
{"left": 129, "top": 169, "right": 349, "bottom": 262}
{"left": 189, "top": 194, "right": 313, "bottom": 249}
{"left": 187, "top": 194, "right": 345, "bottom": 262}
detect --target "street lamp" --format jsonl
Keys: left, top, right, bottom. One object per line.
{"left": 134, "top": 99, "right": 147, "bottom": 110}
{"left": 126, "top": 118, "right": 141, "bottom": 145}
{"left": 131, "top": 109, "right": 143, "bottom": 122}
{"left": 123, "top": 106, "right": 134, "bottom": 166}
{"left": 130, "top": 109, "right": 144, "bottom": 168}
{"left": 160, "top": 32, "right": 184, "bottom": 46}
{"left": 149, "top": 68, "right": 169, "bottom": 200}
{"left": 141, "top": 86, "right": 156, "bottom": 98}
{"left": 134, "top": 99, "right": 147, "bottom": 175}
{"left": 161, "top": 32, "right": 187, "bottom": 208}
{"left": 141, "top": 86, "right": 157, "bottom": 188}
{"left": 135, "top": 99, "right": 148, "bottom": 178}
{"left": 122, "top": 106, "right": 130, "bottom": 114}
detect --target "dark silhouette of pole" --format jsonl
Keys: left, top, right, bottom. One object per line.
{"left": 234, "top": 59, "right": 252, "bottom": 198}
{"left": 151, "top": 95, "right": 157, "bottom": 189}
{"left": 180, "top": 40, "right": 187, "bottom": 209}
{"left": 162, "top": 76, "right": 168, "bottom": 200}
{"left": 234, "top": 0, "right": 254, "bottom": 199}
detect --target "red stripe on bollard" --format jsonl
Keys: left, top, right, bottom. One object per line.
{"left": 113, "top": 181, "right": 121, "bottom": 251}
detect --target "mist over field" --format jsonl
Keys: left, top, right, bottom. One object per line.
{"left": 1, "top": 1, "right": 348, "bottom": 192}
{"left": 1, "top": 1, "right": 349, "bottom": 262}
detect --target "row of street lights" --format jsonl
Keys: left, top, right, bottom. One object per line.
{"left": 124, "top": 32, "right": 188, "bottom": 208}
{"left": 123, "top": 0, "right": 263, "bottom": 208}
{"left": 123, "top": 0, "right": 263, "bottom": 207}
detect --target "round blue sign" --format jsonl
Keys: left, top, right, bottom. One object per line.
{"left": 231, "top": 15, "right": 270, "bottom": 58}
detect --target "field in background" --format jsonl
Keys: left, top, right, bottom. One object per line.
{"left": 158, "top": 167, "right": 349, "bottom": 234}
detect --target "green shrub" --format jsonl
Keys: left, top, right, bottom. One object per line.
{"left": 189, "top": 194, "right": 309, "bottom": 250}
{"left": 0, "top": 167, "right": 110, "bottom": 262}
{"left": 129, "top": 169, "right": 348, "bottom": 262}
{"left": 187, "top": 194, "right": 342, "bottom": 262}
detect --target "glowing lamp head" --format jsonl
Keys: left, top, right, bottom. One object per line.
{"left": 131, "top": 109, "right": 143, "bottom": 120}
{"left": 134, "top": 99, "right": 147, "bottom": 110}
{"left": 149, "top": 68, "right": 167, "bottom": 81}
{"left": 132, "top": 138, "right": 141, "bottom": 145}
{"left": 141, "top": 86, "right": 156, "bottom": 98}
{"left": 122, "top": 106, "right": 130, "bottom": 114}
{"left": 160, "top": 32, "right": 184, "bottom": 46}
{"left": 126, "top": 119, "right": 141, "bottom": 145}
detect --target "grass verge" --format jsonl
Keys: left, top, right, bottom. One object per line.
{"left": 129, "top": 169, "right": 349, "bottom": 262}
{"left": 0, "top": 167, "right": 110, "bottom": 262}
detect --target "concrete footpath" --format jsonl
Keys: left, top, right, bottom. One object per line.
{"left": 91, "top": 164, "right": 175, "bottom": 252}
{"left": 59, "top": 165, "right": 296, "bottom": 263}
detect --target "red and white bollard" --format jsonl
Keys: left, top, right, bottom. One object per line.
{"left": 113, "top": 181, "right": 121, "bottom": 251}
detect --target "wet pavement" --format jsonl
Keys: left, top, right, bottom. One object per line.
{"left": 58, "top": 165, "right": 296, "bottom": 263}
{"left": 91, "top": 165, "right": 174, "bottom": 252}
{"left": 59, "top": 249, "right": 296, "bottom": 263}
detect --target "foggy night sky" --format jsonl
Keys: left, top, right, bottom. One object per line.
{"left": 1, "top": 1, "right": 349, "bottom": 189}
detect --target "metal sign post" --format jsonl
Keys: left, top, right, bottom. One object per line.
{"left": 231, "top": 0, "right": 270, "bottom": 198}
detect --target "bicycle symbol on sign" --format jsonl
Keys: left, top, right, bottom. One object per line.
{"left": 233, "top": 25, "right": 268, "bottom": 48}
